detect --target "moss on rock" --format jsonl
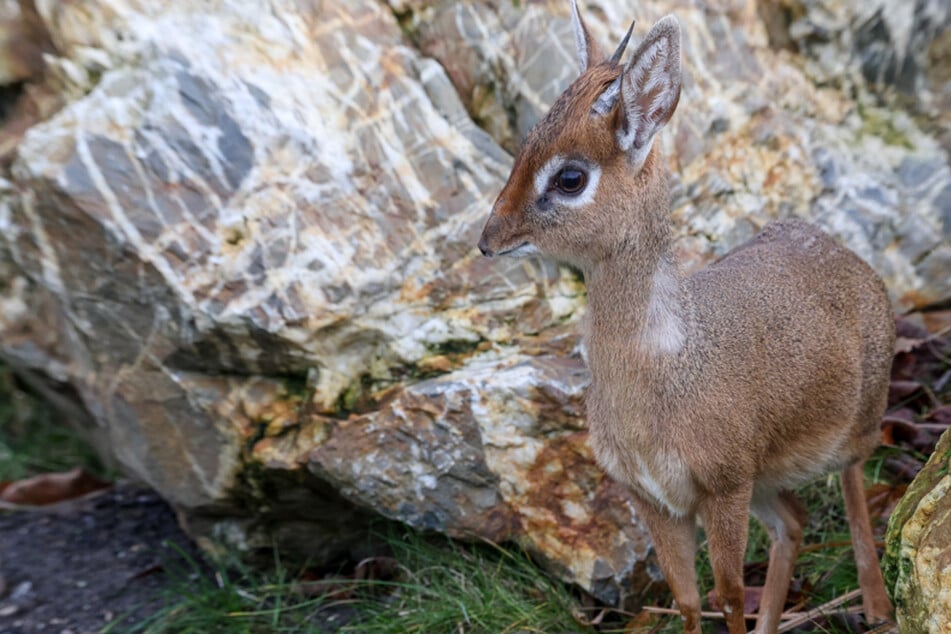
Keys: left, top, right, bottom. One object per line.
{"left": 883, "top": 429, "right": 951, "bottom": 633}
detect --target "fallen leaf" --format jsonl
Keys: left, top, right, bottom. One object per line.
{"left": 890, "top": 352, "right": 918, "bottom": 382}
{"left": 884, "top": 408, "right": 916, "bottom": 424}
{"left": 624, "top": 609, "right": 659, "bottom": 630}
{"left": 880, "top": 424, "right": 895, "bottom": 446}
{"left": 895, "top": 317, "right": 930, "bottom": 342}
{"left": 880, "top": 417, "right": 921, "bottom": 447}
{"left": 926, "top": 405, "right": 951, "bottom": 425}
{"left": 126, "top": 564, "right": 164, "bottom": 582}
{"left": 894, "top": 336, "right": 925, "bottom": 355}
{"left": 920, "top": 310, "right": 951, "bottom": 337}
{"left": 294, "top": 556, "right": 402, "bottom": 600}
{"left": 0, "top": 468, "right": 110, "bottom": 506}
{"left": 866, "top": 483, "right": 907, "bottom": 523}
{"left": 571, "top": 605, "right": 606, "bottom": 626}
{"left": 883, "top": 457, "right": 923, "bottom": 482}
{"left": 708, "top": 585, "right": 763, "bottom": 615}
{"left": 353, "top": 556, "right": 400, "bottom": 582}
{"left": 887, "top": 380, "right": 923, "bottom": 406}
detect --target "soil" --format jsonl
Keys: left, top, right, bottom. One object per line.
{"left": 0, "top": 481, "right": 205, "bottom": 634}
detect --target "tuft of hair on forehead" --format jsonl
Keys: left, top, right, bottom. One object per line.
{"left": 521, "top": 63, "right": 623, "bottom": 158}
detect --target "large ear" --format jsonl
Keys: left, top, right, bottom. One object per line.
{"left": 570, "top": 0, "right": 602, "bottom": 73}
{"left": 615, "top": 16, "right": 682, "bottom": 165}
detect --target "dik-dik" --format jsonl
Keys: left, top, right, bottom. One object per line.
{"left": 478, "top": 4, "right": 894, "bottom": 633}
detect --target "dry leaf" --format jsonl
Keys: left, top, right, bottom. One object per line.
{"left": 887, "top": 380, "right": 923, "bottom": 406}
{"left": 708, "top": 585, "right": 763, "bottom": 615}
{"left": 880, "top": 417, "right": 921, "bottom": 447}
{"left": 353, "top": 556, "right": 400, "bottom": 582}
{"left": 0, "top": 468, "right": 110, "bottom": 506}
{"left": 624, "top": 608, "right": 659, "bottom": 630}
{"left": 894, "top": 337, "right": 925, "bottom": 355}
{"left": 571, "top": 605, "right": 606, "bottom": 626}
{"left": 883, "top": 457, "right": 923, "bottom": 482}
{"left": 926, "top": 405, "right": 951, "bottom": 425}
{"left": 866, "top": 483, "right": 907, "bottom": 522}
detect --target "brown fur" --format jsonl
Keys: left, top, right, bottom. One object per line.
{"left": 478, "top": 15, "right": 894, "bottom": 634}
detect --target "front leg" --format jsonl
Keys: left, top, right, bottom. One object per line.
{"left": 698, "top": 484, "right": 753, "bottom": 634}
{"left": 631, "top": 496, "right": 702, "bottom": 634}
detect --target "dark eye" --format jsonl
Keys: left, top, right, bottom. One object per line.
{"left": 555, "top": 168, "right": 586, "bottom": 194}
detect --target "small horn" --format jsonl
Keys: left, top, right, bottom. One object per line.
{"left": 609, "top": 19, "right": 636, "bottom": 65}
{"left": 570, "top": 0, "right": 591, "bottom": 72}
{"left": 591, "top": 75, "right": 622, "bottom": 116}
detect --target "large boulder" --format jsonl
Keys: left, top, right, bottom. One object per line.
{"left": 884, "top": 429, "right": 951, "bottom": 633}
{"left": 0, "top": 0, "right": 948, "bottom": 606}
{"left": 0, "top": 0, "right": 49, "bottom": 86}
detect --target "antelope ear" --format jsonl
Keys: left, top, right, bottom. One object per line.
{"left": 570, "top": 0, "right": 602, "bottom": 73}
{"left": 615, "top": 15, "right": 682, "bottom": 165}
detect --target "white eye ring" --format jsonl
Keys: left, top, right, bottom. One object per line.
{"left": 534, "top": 154, "right": 566, "bottom": 198}
{"left": 533, "top": 156, "right": 602, "bottom": 208}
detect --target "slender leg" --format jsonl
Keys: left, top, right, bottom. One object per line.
{"left": 632, "top": 497, "right": 702, "bottom": 634}
{"left": 698, "top": 485, "right": 752, "bottom": 634}
{"left": 750, "top": 490, "right": 808, "bottom": 634}
{"left": 841, "top": 462, "right": 893, "bottom": 623}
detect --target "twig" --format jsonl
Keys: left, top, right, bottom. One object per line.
{"left": 641, "top": 606, "right": 759, "bottom": 620}
{"left": 915, "top": 423, "right": 951, "bottom": 432}
{"left": 797, "top": 540, "right": 883, "bottom": 554}
{"left": 775, "top": 588, "right": 863, "bottom": 633}
{"left": 636, "top": 588, "right": 870, "bottom": 631}
{"left": 640, "top": 602, "right": 863, "bottom": 623}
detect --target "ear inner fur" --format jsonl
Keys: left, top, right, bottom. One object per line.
{"left": 616, "top": 16, "right": 682, "bottom": 164}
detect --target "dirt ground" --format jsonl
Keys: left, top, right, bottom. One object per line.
{"left": 0, "top": 481, "right": 204, "bottom": 634}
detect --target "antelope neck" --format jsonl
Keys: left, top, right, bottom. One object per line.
{"left": 584, "top": 235, "right": 688, "bottom": 361}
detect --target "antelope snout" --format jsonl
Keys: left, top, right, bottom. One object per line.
{"left": 477, "top": 214, "right": 502, "bottom": 257}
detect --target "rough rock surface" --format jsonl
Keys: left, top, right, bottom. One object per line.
{"left": 0, "top": 0, "right": 48, "bottom": 86}
{"left": 0, "top": 0, "right": 948, "bottom": 606}
{"left": 884, "top": 429, "right": 951, "bottom": 634}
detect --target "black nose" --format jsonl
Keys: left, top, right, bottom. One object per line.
{"left": 478, "top": 238, "right": 492, "bottom": 257}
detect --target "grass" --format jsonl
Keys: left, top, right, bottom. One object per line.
{"left": 106, "top": 544, "right": 329, "bottom": 634}
{"left": 0, "top": 364, "right": 109, "bottom": 481}
{"left": 117, "top": 467, "right": 890, "bottom": 634}
{"left": 118, "top": 532, "right": 595, "bottom": 634}
{"left": 337, "top": 533, "right": 590, "bottom": 634}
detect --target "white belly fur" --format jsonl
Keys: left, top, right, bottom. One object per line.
{"left": 591, "top": 430, "right": 696, "bottom": 517}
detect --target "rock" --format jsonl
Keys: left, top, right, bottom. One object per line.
{"left": 0, "top": 0, "right": 949, "bottom": 608}
{"left": 307, "top": 351, "right": 654, "bottom": 603}
{"left": 0, "top": 0, "right": 645, "bottom": 604}
{"left": 0, "top": 0, "right": 50, "bottom": 86}
{"left": 883, "top": 429, "right": 951, "bottom": 634}
{"left": 760, "top": 0, "right": 951, "bottom": 168}
{"left": 0, "top": 0, "right": 59, "bottom": 163}
{"left": 759, "top": 0, "right": 951, "bottom": 95}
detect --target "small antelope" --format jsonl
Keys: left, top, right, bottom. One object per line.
{"left": 477, "top": 4, "right": 895, "bottom": 633}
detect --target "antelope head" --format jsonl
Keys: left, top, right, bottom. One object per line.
{"left": 477, "top": 2, "right": 682, "bottom": 266}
